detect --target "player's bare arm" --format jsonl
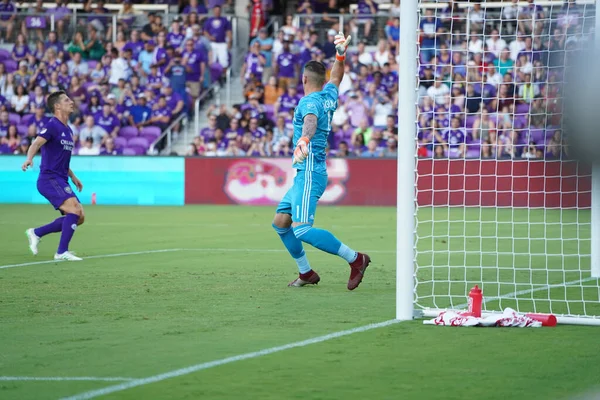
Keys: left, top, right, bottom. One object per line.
{"left": 21, "top": 136, "right": 47, "bottom": 171}
{"left": 328, "top": 32, "right": 352, "bottom": 88}
{"left": 302, "top": 114, "right": 318, "bottom": 141}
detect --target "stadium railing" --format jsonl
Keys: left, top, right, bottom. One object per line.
{"left": 149, "top": 111, "right": 189, "bottom": 156}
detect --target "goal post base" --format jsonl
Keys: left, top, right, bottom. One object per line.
{"left": 419, "top": 309, "right": 600, "bottom": 327}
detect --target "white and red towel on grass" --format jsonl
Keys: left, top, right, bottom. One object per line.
{"left": 424, "top": 308, "right": 542, "bottom": 328}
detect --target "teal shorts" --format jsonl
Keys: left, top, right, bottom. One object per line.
{"left": 276, "top": 170, "right": 327, "bottom": 224}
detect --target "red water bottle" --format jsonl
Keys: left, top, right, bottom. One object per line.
{"left": 468, "top": 285, "right": 483, "bottom": 317}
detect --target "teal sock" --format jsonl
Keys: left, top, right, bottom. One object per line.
{"left": 273, "top": 223, "right": 312, "bottom": 273}
{"left": 293, "top": 224, "right": 357, "bottom": 263}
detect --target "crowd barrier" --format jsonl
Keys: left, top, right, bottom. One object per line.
{"left": 0, "top": 157, "right": 590, "bottom": 208}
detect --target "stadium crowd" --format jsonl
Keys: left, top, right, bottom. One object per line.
{"left": 0, "top": 0, "right": 238, "bottom": 156}
{"left": 0, "top": 0, "right": 589, "bottom": 159}
{"left": 191, "top": 0, "right": 589, "bottom": 160}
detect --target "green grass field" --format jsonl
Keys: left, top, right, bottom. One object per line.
{"left": 1, "top": 205, "right": 599, "bottom": 400}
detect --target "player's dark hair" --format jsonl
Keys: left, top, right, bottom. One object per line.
{"left": 47, "top": 90, "right": 66, "bottom": 114}
{"left": 303, "top": 61, "right": 326, "bottom": 87}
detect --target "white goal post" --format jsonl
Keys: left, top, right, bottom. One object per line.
{"left": 396, "top": 0, "right": 600, "bottom": 325}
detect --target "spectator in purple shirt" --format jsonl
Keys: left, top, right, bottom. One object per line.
{"left": 99, "top": 137, "right": 122, "bottom": 155}
{"left": 31, "top": 103, "right": 49, "bottom": 131}
{"left": 182, "top": 39, "right": 206, "bottom": 99}
{"left": 45, "top": 31, "right": 64, "bottom": 60}
{"left": 153, "top": 33, "right": 169, "bottom": 74}
{"left": 0, "top": 0, "right": 16, "bottom": 42}
{"left": 274, "top": 86, "right": 300, "bottom": 116}
{"left": 247, "top": 117, "right": 265, "bottom": 139}
{"left": 123, "top": 30, "right": 144, "bottom": 61}
{"left": 273, "top": 39, "right": 298, "bottom": 90}
{"left": 200, "top": 114, "right": 218, "bottom": 139}
{"left": 49, "top": 0, "right": 71, "bottom": 37}
{"left": 95, "top": 103, "right": 120, "bottom": 138}
{"left": 241, "top": 41, "right": 266, "bottom": 85}
{"left": 183, "top": 0, "right": 208, "bottom": 14}
{"left": 167, "top": 18, "right": 186, "bottom": 49}
{"left": 203, "top": 5, "right": 232, "bottom": 68}
{"left": 12, "top": 34, "right": 30, "bottom": 63}
{"left": 439, "top": 117, "right": 467, "bottom": 158}
{"left": 162, "top": 85, "right": 185, "bottom": 118}
{"left": 350, "top": 0, "right": 377, "bottom": 39}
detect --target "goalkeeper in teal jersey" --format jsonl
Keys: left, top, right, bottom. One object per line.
{"left": 272, "top": 32, "right": 371, "bottom": 290}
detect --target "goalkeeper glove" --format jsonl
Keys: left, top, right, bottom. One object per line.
{"left": 334, "top": 31, "right": 352, "bottom": 61}
{"left": 293, "top": 137, "right": 310, "bottom": 164}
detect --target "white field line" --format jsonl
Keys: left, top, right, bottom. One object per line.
{"left": 453, "top": 276, "right": 599, "bottom": 309}
{"left": 0, "top": 376, "right": 135, "bottom": 382}
{"left": 60, "top": 319, "right": 401, "bottom": 400}
{"left": 0, "top": 249, "right": 184, "bottom": 269}
{"left": 0, "top": 248, "right": 398, "bottom": 270}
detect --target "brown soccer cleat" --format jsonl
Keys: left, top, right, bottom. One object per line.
{"left": 347, "top": 253, "right": 371, "bottom": 290}
{"left": 288, "top": 270, "right": 321, "bottom": 287}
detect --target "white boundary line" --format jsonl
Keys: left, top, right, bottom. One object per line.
{"left": 0, "top": 376, "right": 135, "bottom": 382}
{"left": 60, "top": 319, "right": 401, "bottom": 400}
{"left": 0, "top": 248, "right": 398, "bottom": 270}
{"left": 0, "top": 249, "right": 184, "bottom": 270}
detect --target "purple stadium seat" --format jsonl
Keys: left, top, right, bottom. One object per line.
{"left": 139, "top": 126, "right": 161, "bottom": 143}
{"left": 118, "top": 126, "right": 139, "bottom": 139}
{"left": 127, "top": 137, "right": 149, "bottom": 154}
{"left": 0, "top": 143, "right": 11, "bottom": 154}
{"left": 122, "top": 147, "right": 137, "bottom": 156}
{"left": 0, "top": 49, "right": 9, "bottom": 60}
{"left": 113, "top": 136, "right": 127, "bottom": 149}
{"left": 3, "top": 59, "right": 17, "bottom": 73}
{"left": 17, "top": 124, "right": 28, "bottom": 136}
{"left": 20, "top": 113, "right": 34, "bottom": 126}
{"left": 8, "top": 113, "right": 20, "bottom": 126}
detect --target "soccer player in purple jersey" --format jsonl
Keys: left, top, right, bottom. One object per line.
{"left": 22, "top": 91, "right": 85, "bottom": 261}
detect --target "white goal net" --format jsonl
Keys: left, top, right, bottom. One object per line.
{"left": 408, "top": 0, "right": 600, "bottom": 324}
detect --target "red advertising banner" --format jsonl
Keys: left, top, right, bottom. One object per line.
{"left": 184, "top": 158, "right": 591, "bottom": 208}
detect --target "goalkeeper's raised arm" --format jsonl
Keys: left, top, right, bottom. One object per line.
{"left": 328, "top": 32, "right": 351, "bottom": 88}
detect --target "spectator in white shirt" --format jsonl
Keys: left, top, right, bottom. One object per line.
{"left": 486, "top": 29, "right": 507, "bottom": 58}
{"left": 427, "top": 77, "right": 450, "bottom": 105}
{"left": 78, "top": 115, "right": 108, "bottom": 146}
{"left": 468, "top": 33, "right": 483, "bottom": 54}
{"left": 357, "top": 40, "right": 373, "bottom": 66}
{"left": 509, "top": 34, "right": 526, "bottom": 61}
{"left": 67, "top": 52, "right": 89, "bottom": 77}
{"left": 109, "top": 48, "right": 135, "bottom": 85}
{"left": 487, "top": 65, "right": 503, "bottom": 86}
{"left": 373, "top": 39, "right": 390, "bottom": 68}
{"left": 372, "top": 95, "right": 394, "bottom": 129}
{"left": 78, "top": 137, "right": 101, "bottom": 155}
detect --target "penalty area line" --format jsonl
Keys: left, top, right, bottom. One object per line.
{"left": 0, "top": 376, "right": 135, "bottom": 382}
{"left": 60, "top": 319, "right": 402, "bottom": 400}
